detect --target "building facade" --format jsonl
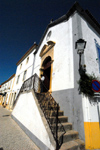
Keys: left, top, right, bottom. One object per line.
{"left": 0, "top": 74, "right": 15, "bottom": 109}
{"left": 12, "top": 43, "right": 37, "bottom": 101}
{"left": 2, "top": 2, "right": 100, "bottom": 149}
{"left": 0, "top": 43, "right": 37, "bottom": 110}
{"left": 33, "top": 3, "right": 100, "bottom": 149}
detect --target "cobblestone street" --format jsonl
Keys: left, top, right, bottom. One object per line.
{"left": 0, "top": 106, "right": 40, "bottom": 150}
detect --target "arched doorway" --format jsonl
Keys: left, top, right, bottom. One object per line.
{"left": 40, "top": 41, "right": 55, "bottom": 93}
{"left": 41, "top": 56, "right": 51, "bottom": 92}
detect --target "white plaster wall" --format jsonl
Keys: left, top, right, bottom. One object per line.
{"left": 1, "top": 83, "right": 7, "bottom": 92}
{"left": 34, "top": 17, "right": 74, "bottom": 91}
{"left": 52, "top": 18, "right": 74, "bottom": 91}
{"left": 13, "top": 51, "right": 35, "bottom": 92}
{"left": 81, "top": 15, "right": 100, "bottom": 76}
{"left": 82, "top": 96, "right": 100, "bottom": 122}
{"left": 80, "top": 14, "right": 100, "bottom": 122}
{"left": 12, "top": 91, "right": 55, "bottom": 150}
{"left": 6, "top": 92, "right": 10, "bottom": 104}
{"left": 1, "top": 75, "right": 15, "bottom": 104}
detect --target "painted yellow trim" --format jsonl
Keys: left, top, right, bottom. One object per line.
{"left": 40, "top": 42, "right": 55, "bottom": 93}
{"left": 4, "top": 94, "right": 8, "bottom": 105}
{"left": 40, "top": 41, "right": 55, "bottom": 57}
{"left": 0, "top": 96, "right": 3, "bottom": 105}
{"left": 49, "top": 59, "right": 53, "bottom": 93}
{"left": 6, "top": 93, "right": 11, "bottom": 109}
{"left": 7, "top": 75, "right": 16, "bottom": 110}
{"left": 84, "top": 122, "right": 100, "bottom": 149}
{"left": 0, "top": 96, "right": 1, "bottom": 104}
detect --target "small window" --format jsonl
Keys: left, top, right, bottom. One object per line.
{"left": 20, "top": 64, "right": 22, "bottom": 69}
{"left": 26, "top": 57, "right": 29, "bottom": 64}
{"left": 16, "top": 75, "right": 20, "bottom": 84}
{"left": 23, "top": 70, "right": 27, "bottom": 81}
{"left": 46, "top": 31, "right": 52, "bottom": 41}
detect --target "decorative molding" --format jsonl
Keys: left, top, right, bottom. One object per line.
{"left": 40, "top": 41, "right": 55, "bottom": 57}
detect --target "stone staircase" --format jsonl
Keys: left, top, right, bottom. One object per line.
{"left": 13, "top": 73, "right": 85, "bottom": 150}
{"left": 35, "top": 92, "right": 85, "bottom": 150}
{"left": 49, "top": 109, "right": 85, "bottom": 150}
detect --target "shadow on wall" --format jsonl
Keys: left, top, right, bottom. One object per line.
{"left": 52, "top": 88, "right": 84, "bottom": 140}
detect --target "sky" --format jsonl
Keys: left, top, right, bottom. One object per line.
{"left": 0, "top": 0, "right": 100, "bottom": 84}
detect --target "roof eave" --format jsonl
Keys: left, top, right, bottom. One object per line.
{"left": 36, "top": 2, "right": 83, "bottom": 51}
{"left": 16, "top": 44, "right": 38, "bottom": 66}
{"left": 1, "top": 74, "right": 15, "bottom": 85}
{"left": 36, "top": 2, "right": 100, "bottom": 52}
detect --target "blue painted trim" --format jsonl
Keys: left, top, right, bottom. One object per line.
{"left": 94, "top": 39, "right": 100, "bottom": 73}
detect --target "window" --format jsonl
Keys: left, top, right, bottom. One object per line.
{"left": 46, "top": 31, "right": 52, "bottom": 41}
{"left": 20, "top": 64, "right": 22, "bottom": 69}
{"left": 23, "top": 70, "right": 27, "bottom": 81}
{"left": 16, "top": 75, "right": 20, "bottom": 84}
{"left": 26, "top": 57, "right": 29, "bottom": 64}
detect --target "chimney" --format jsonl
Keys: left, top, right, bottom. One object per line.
{"left": 50, "top": 19, "right": 53, "bottom": 23}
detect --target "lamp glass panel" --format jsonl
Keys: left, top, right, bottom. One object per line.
{"left": 77, "top": 43, "right": 85, "bottom": 50}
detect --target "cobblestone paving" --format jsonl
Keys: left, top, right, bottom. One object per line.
{"left": 0, "top": 106, "right": 40, "bottom": 150}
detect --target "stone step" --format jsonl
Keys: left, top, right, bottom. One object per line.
{"left": 59, "top": 139, "right": 85, "bottom": 150}
{"left": 59, "top": 140, "right": 79, "bottom": 150}
{"left": 51, "top": 122, "right": 72, "bottom": 132}
{"left": 49, "top": 116, "right": 68, "bottom": 123}
{"left": 58, "top": 130, "right": 78, "bottom": 143}
{"left": 74, "top": 139, "right": 85, "bottom": 150}
{"left": 51, "top": 110, "right": 64, "bottom": 116}
{"left": 41, "top": 105, "right": 60, "bottom": 112}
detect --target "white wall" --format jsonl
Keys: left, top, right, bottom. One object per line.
{"left": 34, "top": 16, "right": 74, "bottom": 91}
{"left": 13, "top": 51, "right": 35, "bottom": 93}
{"left": 82, "top": 95, "right": 100, "bottom": 123}
{"left": 6, "top": 76, "right": 15, "bottom": 104}
{"left": 52, "top": 18, "right": 74, "bottom": 91}
{"left": 77, "top": 13, "right": 100, "bottom": 149}
{"left": 12, "top": 91, "right": 55, "bottom": 150}
{"left": 80, "top": 13, "right": 100, "bottom": 122}
{"left": 0, "top": 75, "right": 15, "bottom": 105}
{"left": 81, "top": 16, "right": 100, "bottom": 76}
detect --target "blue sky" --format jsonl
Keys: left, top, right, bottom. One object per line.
{"left": 0, "top": 0, "right": 100, "bottom": 84}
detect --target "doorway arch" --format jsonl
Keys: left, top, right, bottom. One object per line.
{"left": 41, "top": 56, "right": 51, "bottom": 92}
{"left": 39, "top": 40, "right": 55, "bottom": 93}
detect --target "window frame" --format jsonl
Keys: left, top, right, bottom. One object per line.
{"left": 16, "top": 75, "right": 20, "bottom": 84}
{"left": 26, "top": 57, "right": 29, "bottom": 64}
{"left": 20, "top": 63, "right": 22, "bottom": 69}
{"left": 23, "top": 70, "right": 27, "bottom": 81}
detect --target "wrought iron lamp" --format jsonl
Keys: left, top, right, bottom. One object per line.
{"left": 75, "top": 39, "right": 86, "bottom": 54}
{"left": 75, "top": 39, "right": 86, "bottom": 74}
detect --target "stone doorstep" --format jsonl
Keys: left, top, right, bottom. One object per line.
{"left": 50, "top": 116, "right": 68, "bottom": 123}
{"left": 51, "top": 110, "right": 64, "bottom": 116}
{"left": 58, "top": 130, "right": 79, "bottom": 143}
{"left": 52, "top": 122, "right": 72, "bottom": 132}
{"left": 59, "top": 139, "right": 85, "bottom": 150}
{"left": 59, "top": 140, "right": 79, "bottom": 150}
{"left": 34, "top": 91, "right": 85, "bottom": 149}
{"left": 74, "top": 139, "right": 85, "bottom": 149}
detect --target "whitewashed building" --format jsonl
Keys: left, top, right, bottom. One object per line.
{"left": 13, "top": 43, "right": 37, "bottom": 99}
{"left": 0, "top": 43, "right": 37, "bottom": 109}
{"left": 12, "top": 2, "right": 100, "bottom": 150}
{"left": 0, "top": 74, "right": 15, "bottom": 109}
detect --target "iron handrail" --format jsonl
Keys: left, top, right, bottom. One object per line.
{"left": 13, "top": 74, "right": 66, "bottom": 149}
{"left": 33, "top": 73, "right": 66, "bottom": 149}
{"left": 13, "top": 75, "right": 34, "bottom": 107}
